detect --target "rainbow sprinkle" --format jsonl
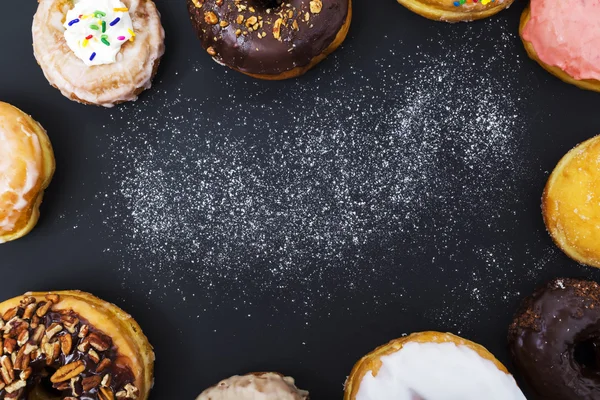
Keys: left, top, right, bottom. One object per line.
{"left": 128, "top": 28, "right": 136, "bottom": 42}
{"left": 102, "top": 21, "right": 106, "bottom": 33}
{"left": 109, "top": 17, "right": 121, "bottom": 26}
{"left": 94, "top": 10, "right": 106, "bottom": 18}
{"left": 113, "top": 7, "right": 128, "bottom": 12}
{"left": 68, "top": 18, "right": 80, "bottom": 26}
{"left": 117, "top": 36, "right": 126, "bottom": 41}
{"left": 89, "top": 52, "right": 96, "bottom": 61}
{"left": 90, "top": 24, "right": 99, "bottom": 30}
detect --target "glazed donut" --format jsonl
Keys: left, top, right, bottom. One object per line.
{"left": 196, "top": 372, "right": 309, "bottom": 399}
{"left": 32, "top": 0, "right": 165, "bottom": 107}
{"left": 509, "top": 278, "right": 600, "bottom": 399}
{"left": 543, "top": 135, "right": 600, "bottom": 268}
{"left": 395, "top": 0, "right": 513, "bottom": 22}
{"left": 520, "top": 0, "right": 600, "bottom": 92}
{"left": 344, "top": 331, "right": 525, "bottom": 400}
{"left": 0, "top": 102, "right": 55, "bottom": 244}
{"left": 0, "top": 291, "right": 154, "bottom": 400}
{"left": 187, "top": 0, "right": 352, "bottom": 80}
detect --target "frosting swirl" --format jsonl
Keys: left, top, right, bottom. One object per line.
{"left": 63, "top": 0, "right": 135, "bottom": 66}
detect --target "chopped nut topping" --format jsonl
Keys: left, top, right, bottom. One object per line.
{"left": 99, "top": 387, "right": 115, "bottom": 400}
{"left": 204, "top": 11, "right": 219, "bottom": 25}
{"left": 51, "top": 360, "right": 86, "bottom": 383}
{"left": 310, "top": 0, "right": 323, "bottom": 13}
{"left": 3, "top": 295, "right": 138, "bottom": 399}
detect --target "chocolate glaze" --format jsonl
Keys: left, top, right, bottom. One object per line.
{"left": 508, "top": 278, "right": 600, "bottom": 400}
{"left": 0, "top": 305, "right": 134, "bottom": 400}
{"left": 187, "top": 0, "right": 350, "bottom": 76}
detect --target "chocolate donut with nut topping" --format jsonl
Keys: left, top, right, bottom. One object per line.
{"left": 0, "top": 291, "right": 154, "bottom": 400}
{"left": 509, "top": 278, "right": 600, "bottom": 399}
{"left": 187, "top": 0, "right": 352, "bottom": 79}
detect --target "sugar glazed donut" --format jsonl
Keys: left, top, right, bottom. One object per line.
{"left": 0, "top": 291, "right": 154, "bottom": 400}
{"left": 395, "top": 0, "right": 513, "bottom": 22}
{"left": 0, "top": 102, "right": 55, "bottom": 244}
{"left": 543, "top": 135, "right": 600, "bottom": 268}
{"left": 344, "top": 331, "right": 525, "bottom": 400}
{"left": 520, "top": 0, "right": 600, "bottom": 92}
{"left": 32, "top": 0, "right": 165, "bottom": 107}
{"left": 187, "top": 0, "right": 352, "bottom": 80}
{"left": 196, "top": 372, "right": 309, "bottom": 400}
{"left": 509, "top": 278, "right": 600, "bottom": 399}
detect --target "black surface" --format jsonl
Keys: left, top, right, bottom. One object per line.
{"left": 2, "top": 0, "right": 600, "bottom": 399}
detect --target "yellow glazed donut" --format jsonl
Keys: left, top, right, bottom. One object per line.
{"left": 0, "top": 102, "right": 55, "bottom": 244}
{"left": 396, "top": 0, "right": 513, "bottom": 22}
{"left": 344, "top": 331, "right": 525, "bottom": 400}
{"left": 543, "top": 135, "right": 600, "bottom": 268}
{"left": 0, "top": 291, "right": 154, "bottom": 399}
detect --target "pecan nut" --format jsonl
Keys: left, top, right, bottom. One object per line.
{"left": 50, "top": 360, "right": 86, "bottom": 383}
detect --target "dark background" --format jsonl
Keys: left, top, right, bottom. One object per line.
{"left": 3, "top": 0, "right": 600, "bottom": 398}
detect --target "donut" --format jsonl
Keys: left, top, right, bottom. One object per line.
{"left": 32, "top": 0, "right": 165, "bottom": 107}
{"left": 196, "top": 372, "right": 309, "bottom": 399}
{"left": 520, "top": 0, "right": 600, "bottom": 92}
{"left": 542, "top": 135, "right": 600, "bottom": 268}
{"left": 0, "top": 291, "right": 154, "bottom": 399}
{"left": 508, "top": 278, "right": 600, "bottom": 399}
{"left": 0, "top": 102, "right": 55, "bottom": 244}
{"left": 344, "top": 331, "right": 525, "bottom": 400}
{"left": 187, "top": 0, "right": 352, "bottom": 80}
{"left": 395, "top": 0, "right": 513, "bottom": 22}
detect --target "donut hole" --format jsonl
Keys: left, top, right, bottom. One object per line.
{"left": 574, "top": 338, "right": 600, "bottom": 371}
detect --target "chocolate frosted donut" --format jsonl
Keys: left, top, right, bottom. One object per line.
{"left": 187, "top": 0, "right": 352, "bottom": 79}
{"left": 508, "top": 278, "right": 600, "bottom": 399}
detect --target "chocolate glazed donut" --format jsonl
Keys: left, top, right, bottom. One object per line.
{"left": 508, "top": 278, "right": 600, "bottom": 399}
{"left": 187, "top": 0, "right": 352, "bottom": 79}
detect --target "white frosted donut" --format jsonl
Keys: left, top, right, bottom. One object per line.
{"left": 345, "top": 332, "right": 526, "bottom": 400}
{"left": 32, "top": 0, "right": 165, "bottom": 107}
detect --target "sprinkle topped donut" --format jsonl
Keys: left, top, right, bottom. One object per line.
{"left": 395, "top": 0, "right": 513, "bottom": 22}
{"left": 187, "top": 0, "right": 352, "bottom": 79}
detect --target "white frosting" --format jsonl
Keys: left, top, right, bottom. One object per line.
{"left": 63, "top": 0, "right": 134, "bottom": 66}
{"left": 196, "top": 373, "right": 309, "bottom": 400}
{"left": 356, "top": 342, "right": 526, "bottom": 400}
{"left": 0, "top": 116, "right": 42, "bottom": 236}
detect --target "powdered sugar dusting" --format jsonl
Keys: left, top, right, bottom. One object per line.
{"left": 99, "top": 21, "right": 545, "bottom": 322}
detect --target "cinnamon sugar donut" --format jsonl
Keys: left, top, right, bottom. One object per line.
{"left": 187, "top": 0, "right": 352, "bottom": 80}
{"left": 32, "top": 0, "right": 165, "bottom": 107}
{"left": 0, "top": 102, "right": 55, "bottom": 244}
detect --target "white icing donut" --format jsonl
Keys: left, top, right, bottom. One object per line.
{"left": 32, "top": 0, "right": 165, "bottom": 107}
{"left": 356, "top": 341, "right": 525, "bottom": 400}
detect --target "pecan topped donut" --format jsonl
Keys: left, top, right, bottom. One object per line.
{"left": 187, "top": 0, "right": 352, "bottom": 79}
{"left": 0, "top": 291, "right": 154, "bottom": 400}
